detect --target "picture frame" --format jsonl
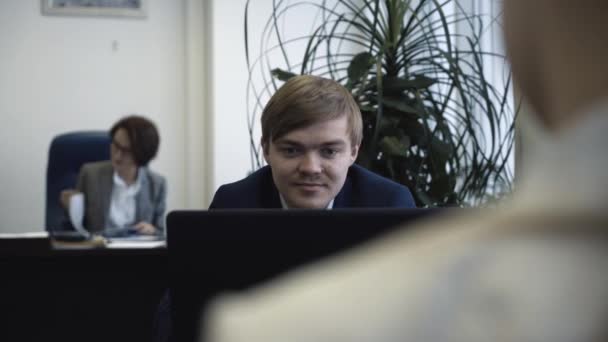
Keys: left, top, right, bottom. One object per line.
{"left": 41, "top": 0, "right": 148, "bottom": 19}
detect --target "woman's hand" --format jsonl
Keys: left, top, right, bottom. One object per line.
{"left": 59, "top": 189, "right": 81, "bottom": 209}
{"left": 133, "top": 221, "right": 157, "bottom": 235}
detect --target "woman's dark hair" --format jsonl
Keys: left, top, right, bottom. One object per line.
{"left": 110, "top": 115, "right": 160, "bottom": 167}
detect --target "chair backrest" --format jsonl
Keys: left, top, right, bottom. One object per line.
{"left": 45, "top": 131, "right": 111, "bottom": 232}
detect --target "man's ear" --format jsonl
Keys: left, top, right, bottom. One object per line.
{"left": 350, "top": 144, "right": 360, "bottom": 165}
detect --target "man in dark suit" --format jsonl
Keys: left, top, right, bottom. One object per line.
{"left": 154, "top": 75, "right": 415, "bottom": 342}
{"left": 210, "top": 75, "right": 415, "bottom": 209}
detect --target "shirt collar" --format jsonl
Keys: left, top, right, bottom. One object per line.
{"left": 279, "top": 194, "right": 334, "bottom": 210}
{"left": 113, "top": 168, "right": 142, "bottom": 195}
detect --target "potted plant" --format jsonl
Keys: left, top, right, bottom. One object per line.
{"left": 244, "top": 0, "right": 516, "bottom": 207}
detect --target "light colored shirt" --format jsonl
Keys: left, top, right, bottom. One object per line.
{"left": 108, "top": 169, "right": 142, "bottom": 229}
{"left": 279, "top": 194, "right": 334, "bottom": 210}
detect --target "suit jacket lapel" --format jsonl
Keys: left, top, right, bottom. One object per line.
{"left": 333, "top": 171, "right": 353, "bottom": 208}
{"left": 261, "top": 167, "right": 283, "bottom": 208}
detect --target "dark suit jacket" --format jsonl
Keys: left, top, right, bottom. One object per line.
{"left": 153, "top": 164, "right": 416, "bottom": 342}
{"left": 209, "top": 164, "right": 415, "bottom": 209}
{"left": 76, "top": 161, "right": 167, "bottom": 233}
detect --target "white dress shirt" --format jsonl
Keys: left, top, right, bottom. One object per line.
{"left": 108, "top": 169, "right": 142, "bottom": 229}
{"left": 279, "top": 194, "right": 334, "bottom": 210}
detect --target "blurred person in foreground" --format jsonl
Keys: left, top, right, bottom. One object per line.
{"left": 60, "top": 115, "right": 166, "bottom": 236}
{"left": 203, "top": 0, "right": 608, "bottom": 341}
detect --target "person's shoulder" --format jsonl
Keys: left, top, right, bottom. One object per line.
{"left": 210, "top": 166, "right": 273, "bottom": 208}
{"left": 348, "top": 164, "right": 415, "bottom": 207}
{"left": 219, "top": 166, "right": 271, "bottom": 191}
{"left": 215, "top": 167, "right": 270, "bottom": 195}
{"left": 349, "top": 164, "right": 406, "bottom": 190}
{"left": 143, "top": 167, "right": 166, "bottom": 186}
{"left": 81, "top": 160, "right": 112, "bottom": 174}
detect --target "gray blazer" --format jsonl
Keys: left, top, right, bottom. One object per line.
{"left": 76, "top": 160, "right": 167, "bottom": 234}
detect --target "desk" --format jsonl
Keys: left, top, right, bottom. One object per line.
{"left": 0, "top": 238, "right": 167, "bottom": 342}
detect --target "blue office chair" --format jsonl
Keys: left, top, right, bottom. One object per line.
{"left": 45, "top": 131, "right": 111, "bottom": 232}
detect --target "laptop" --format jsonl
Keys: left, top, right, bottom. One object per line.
{"left": 166, "top": 208, "right": 442, "bottom": 342}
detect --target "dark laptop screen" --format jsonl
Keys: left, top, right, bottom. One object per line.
{"left": 167, "top": 208, "right": 442, "bottom": 342}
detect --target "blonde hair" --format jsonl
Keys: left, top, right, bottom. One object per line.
{"left": 261, "top": 75, "right": 363, "bottom": 147}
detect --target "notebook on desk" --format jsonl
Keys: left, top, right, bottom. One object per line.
{"left": 166, "top": 208, "right": 442, "bottom": 342}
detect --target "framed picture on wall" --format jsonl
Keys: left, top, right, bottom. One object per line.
{"left": 41, "top": 0, "right": 147, "bottom": 18}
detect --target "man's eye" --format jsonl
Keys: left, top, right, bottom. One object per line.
{"left": 282, "top": 147, "right": 299, "bottom": 155}
{"left": 321, "top": 148, "right": 338, "bottom": 157}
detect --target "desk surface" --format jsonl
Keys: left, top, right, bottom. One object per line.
{"left": 0, "top": 237, "right": 167, "bottom": 342}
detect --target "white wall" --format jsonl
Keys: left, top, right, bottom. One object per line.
{"left": 0, "top": 0, "right": 186, "bottom": 232}
{"left": 0, "top": 0, "right": 341, "bottom": 233}
{"left": 210, "top": 0, "right": 252, "bottom": 190}
{"left": 210, "top": 0, "right": 330, "bottom": 190}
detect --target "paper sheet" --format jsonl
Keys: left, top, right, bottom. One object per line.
{"left": 0, "top": 231, "right": 49, "bottom": 239}
{"left": 68, "top": 193, "right": 90, "bottom": 238}
{"left": 105, "top": 239, "right": 166, "bottom": 249}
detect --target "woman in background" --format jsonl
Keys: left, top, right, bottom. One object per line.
{"left": 60, "top": 115, "right": 166, "bottom": 235}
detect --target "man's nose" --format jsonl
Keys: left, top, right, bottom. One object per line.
{"left": 298, "top": 152, "right": 323, "bottom": 175}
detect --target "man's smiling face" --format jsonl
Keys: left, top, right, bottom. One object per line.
{"left": 264, "top": 116, "right": 359, "bottom": 209}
